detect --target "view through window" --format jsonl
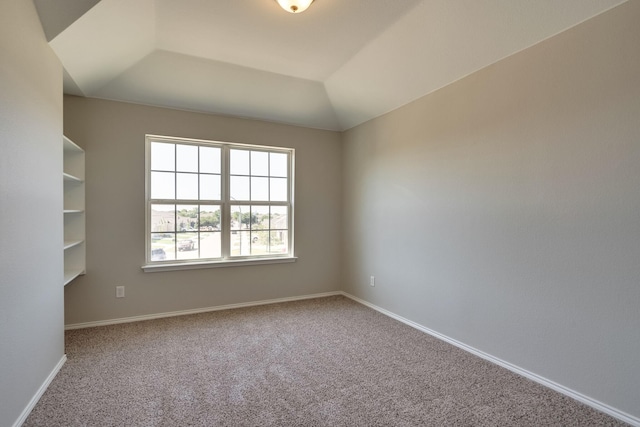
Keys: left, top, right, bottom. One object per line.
{"left": 146, "top": 135, "right": 294, "bottom": 265}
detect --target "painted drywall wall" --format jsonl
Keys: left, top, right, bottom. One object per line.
{"left": 0, "top": 1, "right": 64, "bottom": 426}
{"left": 63, "top": 97, "right": 342, "bottom": 325}
{"left": 342, "top": 0, "right": 639, "bottom": 420}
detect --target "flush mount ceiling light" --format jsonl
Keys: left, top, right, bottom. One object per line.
{"left": 276, "top": 0, "right": 314, "bottom": 14}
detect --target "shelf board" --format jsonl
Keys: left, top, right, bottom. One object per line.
{"left": 64, "top": 269, "right": 85, "bottom": 286}
{"left": 64, "top": 209, "right": 84, "bottom": 214}
{"left": 63, "top": 136, "right": 83, "bottom": 153}
{"left": 63, "top": 172, "right": 83, "bottom": 182}
{"left": 64, "top": 240, "right": 84, "bottom": 250}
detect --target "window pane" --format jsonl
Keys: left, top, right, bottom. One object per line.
{"left": 150, "top": 242, "right": 169, "bottom": 261}
{"left": 231, "top": 231, "right": 251, "bottom": 256}
{"left": 230, "top": 176, "right": 250, "bottom": 201}
{"left": 151, "top": 171, "right": 175, "bottom": 199}
{"left": 231, "top": 205, "right": 250, "bottom": 231}
{"left": 176, "top": 144, "right": 198, "bottom": 172}
{"left": 251, "top": 177, "right": 269, "bottom": 201}
{"left": 177, "top": 205, "right": 198, "bottom": 231}
{"left": 251, "top": 230, "right": 269, "bottom": 255}
{"left": 200, "top": 232, "right": 221, "bottom": 258}
{"left": 270, "top": 206, "right": 288, "bottom": 230}
{"left": 252, "top": 206, "right": 269, "bottom": 229}
{"left": 230, "top": 149, "right": 249, "bottom": 175}
{"left": 199, "top": 206, "right": 221, "bottom": 231}
{"left": 151, "top": 142, "right": 174, "bottom": 171}
{"left": 251, "top": 151, "right": 269, "bottom": 176}
{"left": 270, "top": 152, "right": 288, "bottom": 177}
{"left": 151, "top": 204, "right": 175, "bottom": 232}
{"left": 151, "top": 233, "right": 175, "bottom": 261}
{"left": 177, "top": 232, "right": 197, "bottom": 259}
{"left": 270, "top": 177, "right": 288, "bottom": 202}
{"left": 269, "top": 230, "right": 288, "bottom": 254}
{"left": 177, "top": 173, "right": 198, "bottom": 200}
{"left": 150, "top": 204, "right": 175, "bottom": 261}
{"left": 199, "top": 174, "right": 220, "bottom": 200}
{"left": 200, "top": 146, "right": 220, "bottom": 174}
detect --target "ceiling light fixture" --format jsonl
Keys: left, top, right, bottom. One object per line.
{"left": 276, "top": 0, "right": 314, "bottom": 14}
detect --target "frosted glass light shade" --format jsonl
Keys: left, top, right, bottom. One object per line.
{"left": 276, "top": 0, "right": 314, "bottom": 13}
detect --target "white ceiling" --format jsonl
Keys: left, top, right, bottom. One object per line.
{"left": 35, "top": 0, "right": 626, "bottom": 131}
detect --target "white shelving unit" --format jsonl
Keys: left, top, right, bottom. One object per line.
{"left": 63, "top": 136, "right": 85, "bottom": 286}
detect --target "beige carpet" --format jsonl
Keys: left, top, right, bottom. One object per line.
{"left": 25, "top": 296, "right": 626, "bottom": 426}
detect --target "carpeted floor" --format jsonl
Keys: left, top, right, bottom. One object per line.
{"left": 25, "top": 296, "right": 626, "bottom": 426}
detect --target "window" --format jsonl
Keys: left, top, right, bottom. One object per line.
{"left": 144, "top": 135, "right": 294, "bottom": 271}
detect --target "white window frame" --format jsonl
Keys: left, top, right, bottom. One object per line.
{"left": 142, "top": 135, "right": 295, "bottom": 272}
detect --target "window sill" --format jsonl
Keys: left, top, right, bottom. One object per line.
{"left": 142, "top": 256, "right": 297, "bottom": 273}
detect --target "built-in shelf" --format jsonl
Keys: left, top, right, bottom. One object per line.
{"left": 64, "top": 136, "right": 85, "bottom": 286}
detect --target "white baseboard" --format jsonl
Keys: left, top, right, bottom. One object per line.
{"left": 64, "top": 291, "right": 343, "bottom": 330}
{"left": 13, "top": 354, "right": 67, "bottom": 427}
{"left": 340, "top": 291, "right": 640, "bottom": 427}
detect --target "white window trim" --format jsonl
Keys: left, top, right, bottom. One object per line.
{"left": 141, "top": 256, "right": 297, "bottom": 273}
{"left": 142, "top": 134, "right": 295, "bottom": 271}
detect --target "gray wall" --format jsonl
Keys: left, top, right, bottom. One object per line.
{"left": 0, "top": 1, "right": 64, "bottom": 426}
{"left": 63, "top": 97, "right": 342, "bottom": 325}
{"left": 342, "top": 0, "right": 639, "bottom": 419}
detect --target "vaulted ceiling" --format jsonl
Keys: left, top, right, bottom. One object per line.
{"left": 35, "top": 0, "right": 626, "bottom": 131}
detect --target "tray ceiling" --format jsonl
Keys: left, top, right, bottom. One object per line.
{"left": 35, "top": 0, "right": 626, "bottom": 130}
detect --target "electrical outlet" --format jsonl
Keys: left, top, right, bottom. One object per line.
{"left": 370, "top": 276, "right": 375, "bottom": 287}
{"left": 116, "top": 286, "right": 125, "bottom": 298}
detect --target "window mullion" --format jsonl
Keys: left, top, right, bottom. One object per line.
{"left": 221, "top": 146, "right": 231, "bottom": 260}
{"left": 196, "top": 147, "right": 201, "bottom": 259}
{"left": 173, "top": 143, "right": 178, "bottom": 258}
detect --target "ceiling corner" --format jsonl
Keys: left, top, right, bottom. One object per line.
{"left": 33, "top": 0, "right": 101, "bottom": 41}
